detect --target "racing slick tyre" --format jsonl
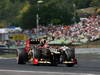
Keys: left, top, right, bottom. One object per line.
{"left": 32, "top": 46, "right": 40, "bottom": 58}
{"left": 70, "top": 48, "right": 75, "bottom": 58}
{"left": 64, "top": 48, "right": 75, "bottom": 67}
{"left": 64, "top": 48, "right": 75, "bottom": 61}
{"left": 50, "top": 54, "right": 59, "bottom": 66}
{"left": 17, "top": 50, "right": 28, "bottom": 64}
{"left": 32, "top": 46, "right": 40, "bottom": 65}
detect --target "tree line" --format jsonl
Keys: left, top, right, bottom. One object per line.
{"left": 0, "top": 0, "right": 100, "bottom": 29}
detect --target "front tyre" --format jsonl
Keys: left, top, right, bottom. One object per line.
{"left": 17, "top": 50, "right": 28, "bottom": 64}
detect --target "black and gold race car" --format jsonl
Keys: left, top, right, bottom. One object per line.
{"left": 17, "top": 38, "right": 77, "bottom": 67}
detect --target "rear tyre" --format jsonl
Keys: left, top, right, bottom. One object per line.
{"left": 64, "top": 48, "right": 75, "bottom": 61}
{"left": 70, "top": 48, "right": 75, "bottom": 58}
{"left": 64, "top": 48, "right": 75, "bottom": 67}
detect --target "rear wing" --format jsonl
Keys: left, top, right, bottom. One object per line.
{"left": 30, "top": 40, "right": 40, "bottom": 44}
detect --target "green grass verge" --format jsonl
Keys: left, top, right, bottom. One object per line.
{"left": 0, "top": 54, "right": 17, "bottom": 58}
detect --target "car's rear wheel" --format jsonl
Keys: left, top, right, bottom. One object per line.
{"left": 59, "top": 48, "right": 75, "bottom": 67}
{"left": 64, "top": 48, "right": 75, "bottom": 61}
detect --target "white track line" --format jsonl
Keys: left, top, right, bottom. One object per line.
{"left": 0, "top": 69, "right": 96, "bottom": 75}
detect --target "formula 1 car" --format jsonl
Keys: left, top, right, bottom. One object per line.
{"left": 16, "top": 39, "right": 77, "bottom": 67}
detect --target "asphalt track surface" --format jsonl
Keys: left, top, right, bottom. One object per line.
{"left": 0, "top": 54, "right": 100, "bottom": 75}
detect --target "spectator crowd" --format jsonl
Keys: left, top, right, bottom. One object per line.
{"left": 10, "top": 15, "right": 97, "bottom": 46}
{"left": 1, "top": 15, "right": 100, "bottom": 48}
{"left": 27, "top": 15, "right": 100, "bottom": 44}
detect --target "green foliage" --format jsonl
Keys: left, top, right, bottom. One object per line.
{"left": 74, "top": 0, "right": 91, "bottom": 9}
{"left": 0, "top": 0, "right": 24, "bottom": 27}
{"left": 0, "top": 0, "right": 100, "bottom": 28}
{"left": 50, "top": 18, "right": 61, "bottom": 25}
{"left": 18, "top": 0, "right": 74, "bottom": 28}
{"left": 90, "top": 0, "right": 100, "bottom": 7}
{"left": 21, "top": 7, "right": 37, "bottom": 29}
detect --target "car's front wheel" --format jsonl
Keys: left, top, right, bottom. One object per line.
{"left": 17, "top": 50, "right": 28, "bottom": 64}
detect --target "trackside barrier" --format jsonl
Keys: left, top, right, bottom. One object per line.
{"left": 0, "top": 48, "right": 16, "bottom": 54}
{"left": 75, "top": 48, "right": 100, "bottom": 54}
{"left": 0, "top": 48, "right": 100, "bottom": 54}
